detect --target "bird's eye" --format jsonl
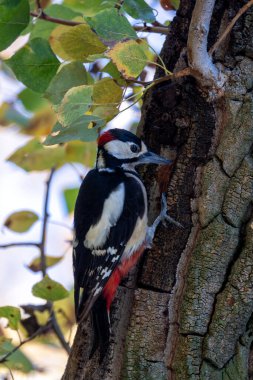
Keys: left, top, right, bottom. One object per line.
{"left": 130, "top": 144, "right": 139, "bottom": 153}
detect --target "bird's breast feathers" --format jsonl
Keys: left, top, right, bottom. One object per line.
{"left": 83, "top": 172, "right": 147, "bottom": 258}
{"left": 84, "top": 182, "right": 125, "bottom": 249}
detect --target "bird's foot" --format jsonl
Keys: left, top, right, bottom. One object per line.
{"left": 146, "top": 193, "right": 183, "bottom": 248}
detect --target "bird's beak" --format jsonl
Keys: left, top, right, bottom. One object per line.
{"left": 136, "top": 151, "right": 172, "bottom": 165}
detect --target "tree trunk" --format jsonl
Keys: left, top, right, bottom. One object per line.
{"left": 63, "top": 0, "right": 253, "bottom": 378}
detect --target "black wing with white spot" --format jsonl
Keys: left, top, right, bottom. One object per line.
{"left": 73, "top": 168, "right": 145, "bottom": 321}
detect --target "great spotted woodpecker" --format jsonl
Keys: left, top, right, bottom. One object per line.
{"left": 73, "top": 128, "right": 172, "bottom": 360}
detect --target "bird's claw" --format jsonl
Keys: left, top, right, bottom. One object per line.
{"left": 160, "top": 193, "right": 183, "bottom": 229}
{"left": 145, "top": 193, "right": 183, "bottom": 248}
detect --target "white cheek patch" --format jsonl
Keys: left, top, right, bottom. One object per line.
{"left": 104, "top": 140, "right": 132, "bottom": 159}
{"left": 84, "top": 183, "right": 125, "bottom": 249}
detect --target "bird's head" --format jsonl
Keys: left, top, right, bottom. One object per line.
{"left": 96, "top": 128, "right": 171, "bottom": 170}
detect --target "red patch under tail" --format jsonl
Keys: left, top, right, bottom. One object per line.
{"left": 103, "top": 244, "right": 145, "bottom": 310}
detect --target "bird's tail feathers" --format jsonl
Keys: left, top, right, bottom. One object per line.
{"left": 89, "top": 296, "right": 111, "bottom": 362}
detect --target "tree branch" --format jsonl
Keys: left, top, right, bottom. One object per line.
{"left": 38, "top": 168, "right": 71, "bottom": 354}
{"left": 51, "top": 312, "right": 71, "bottom": 354}
{"left": 187, "top": 0, "right": 226, "bottom": 91}
{"left": 209, "top": 0, "right": 253, "bottom": 55}
{"left": 126, "top": 67, "right": 192, "bottom": 87}
{"left": 0, "top": 242, "right": 40, "bottom": 249}
{"left": 40, "top": 168, "right": 55, "bottom": 277}
{"left": 0, "top": 324, "right": 50, "bottom": 364}
{"left": 30, "top": 11, "right": 169, "bottom": 34}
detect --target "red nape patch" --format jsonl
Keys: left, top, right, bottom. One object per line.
{"left": 97, "top": 131, "right": 115, "bottom": 147}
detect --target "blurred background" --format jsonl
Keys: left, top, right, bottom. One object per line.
{"left": 0, "top": 1, "right": 175, "bottom": 378}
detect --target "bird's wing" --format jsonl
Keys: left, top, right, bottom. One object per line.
{"left": 73, "top": 169, "right": 146, "bottom": 321}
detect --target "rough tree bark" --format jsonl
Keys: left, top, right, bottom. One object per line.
{"left": 62, "top": 0, "right": 253, "bottom": 379}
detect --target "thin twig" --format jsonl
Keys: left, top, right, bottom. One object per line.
{"left": 40, "top": 168, "right": 55, "bottom": 277}
{"left": 115, "top": 0, "right": 124, "bottom": 10}
{"left": 209, "top": 0, "right": 253, "bottom": 55}
{"left": 30, "top": 11, "right": 82, "bottom": 26}
{"left": 30, "top": 11, "right": 169, "bottom": 34}
{"left": 35, "top": 0, "right": 41, "bottom": 11}
{"left": 0, "top": 242, "right": 40, "bottom": 249}
{"left": 0, "top": 324, "right": 50, "bottom": 364}
{"left": 39, "top": 168, "right": 71, "bottom": 354}
{"left": 134, "top": 25, "right": 169, "bottom": 34}
{"left": 126, "top": 67, "right": 192, "bottom": 87}
{"left": 51, "top": 312, "right": 71, "bottom": 354}
{"left": 3, "top": 363, "right": 14, "bottom": 380}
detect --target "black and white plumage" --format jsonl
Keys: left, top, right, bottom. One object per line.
{"left": 73, "top": 128, "right": 171, "bottom": 360}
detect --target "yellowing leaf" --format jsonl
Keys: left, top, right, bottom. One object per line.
{"left": 107, "top": 40, "right": 148, "bottom": 78}
{"left": 34, "top": 310, "right": 50, "bottom": 326}
{"left": 32, "top": 275, "right": 69, "bottom": 302}
{"left": 27, "top": 255, "right": 63, "bottom": 273}
{"left": 8, "top": 138, "right": 65, "bottom": 171}
{"left": 49, "top": 23, "right": 106, "bottom": 61}
{"left": 4, "top": 211, "right": 38, "bottom": 233}
{"left": 0, "top": 306, "right": 21, "bottom": 330}
{"left": 24, "top": 107, "right": 57, "bottom": 136}
{"left": 92, "top": 78, "right": 123, "bottom": 121}
{"left": 64, "top": 141, "right": 97, "bottom": 166}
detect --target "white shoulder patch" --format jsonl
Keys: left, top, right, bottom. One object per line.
{"left": 84, "top": 182, "right": 125, "bottom": 249}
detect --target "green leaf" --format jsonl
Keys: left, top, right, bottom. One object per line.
{"left": 49, "top": 24, "right": 106, "bottom": 61}
{"left": 2, "top": 103, "right": 29, "bottom": 127}
{"left": 107, "top": 39, "right": 148, "bottom": 78}
{"left": 4, "top": 211, "right": 38, "bottom": 233}
{"left": 0, "top": 0, "right": 30, "bottom": 51}
{"left": 170, "top": 0, "right": 180, "bottom": 10}
{"left": 30, "top": 4, "right": 81, "bottom": 40}
{"left": 8, "top": 138, "right": 65, "bottom": 171}
{"left": 18, "top": 88, "right": 49, "bottom": 112}
{"left": 86, "top": 8, "right": 137, "bottom": 43}
{"left": 0, "top": 337, "right": 12, "bottom": 355}
{"left": 45, "top": 62, "right": 90, "bottom": 105}
{"left": 6, "top": 38, "right": 59, "bottom": 93}
{"left": 32, "top": 275, "right": 69, "bottom": 301}
{"left": 44, "top": 115, "right": 105, "bottom": 145}
{"left": 123, "top": 0, "right": 156, "bottom": 22}
{"left": 0, "top": 340, "right": 34, "bottom": 373}
{"left": 64, "top": 188, "right": 79, "bottom": 214}
{"left": 0, "top": 306, "right": 21, "bottom": 330}
{"left": 27, "top": 255, "right": 63, "bottom": 272}
{"left": 63, "top": 0, "right": 114, "bottom": 15}
{"left": 102, "top": 61, "right": 122, "bottom": 79}
{"left": 56, "top": 85, "right": 93, "bottom": 126}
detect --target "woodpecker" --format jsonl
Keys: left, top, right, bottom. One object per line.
{"left": 73, "top": 128, "right": 172, "bottom": 360}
